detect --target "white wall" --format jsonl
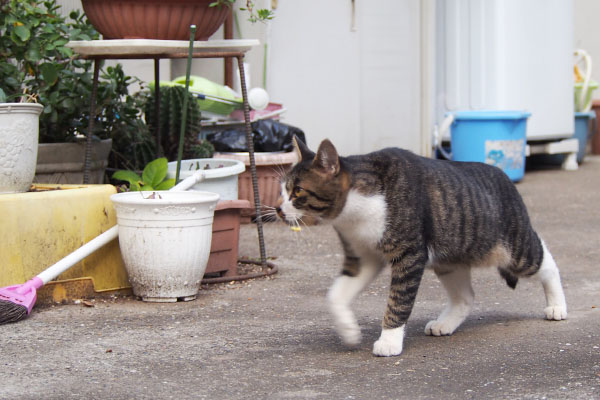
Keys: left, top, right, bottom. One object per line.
{"left": 267, "top": 0, "right": 424, "bottom": 156}
{"left": 267, "top": 0, "right": 361, "bottom": 155}
{"left": 574, "top": 0, "right": 600, "bottom": 100}
{"left": 357, "top": 0, "right": 422, "bottom": 154}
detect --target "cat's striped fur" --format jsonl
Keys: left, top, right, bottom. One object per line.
{"left": 277, "top": 137, "right": 567, "bottom": 357}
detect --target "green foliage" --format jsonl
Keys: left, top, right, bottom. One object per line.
{"left": 112, "top": 158, "right": 174, "bottom": 191}
{"left": 0, "top": 0, "right": 148, "bottom": 146}
{"left": 209, "top": 0, "right": 274, "bottom": 23}
{"left": 144, "top": 85, "right": 210, "bottom": 161}
{"left": 104, "top": 78, "right": 156, "bottom": 172}
{"left": 0, "top": 0, "right": 94, "bottom": 104}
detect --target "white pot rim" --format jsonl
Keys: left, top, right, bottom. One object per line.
{"left": 214, "top": 151, "right": 299, "bottom": 166}
{"left": 0, "top": 102, "right": 43, "bottom": 115}
{"left": 111, "top": 190, "right": 219, "bottom": 206}
{"left": 168, "top": 158, "right": 245, "bottom": 179}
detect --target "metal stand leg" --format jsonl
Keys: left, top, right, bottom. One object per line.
{"left": 237, "top": 56, "right": 267, "bottom": 267}
{"left": 154, "top": 58, "right": 161, "bottom": 158}
{"left": 83, "top": 59, "right": 100, "bottom": 184}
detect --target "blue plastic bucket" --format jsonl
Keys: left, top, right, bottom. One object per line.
{"left": 574, "top": 111, "right": 595, "bottom": 163}
{"left": 450, "top": 110, "right": 531, "bottom": 182}
{"left": 529, "top": 111, "right": 595, "bottom": 166}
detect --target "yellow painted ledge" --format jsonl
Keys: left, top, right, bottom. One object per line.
{"left": 0, "top": 184, "right": 131, "bottom": 303}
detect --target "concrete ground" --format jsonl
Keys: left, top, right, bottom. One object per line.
{"left": 1, "top": 157, "right": 600, "bottom": 400}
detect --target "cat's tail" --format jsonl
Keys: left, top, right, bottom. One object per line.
{"left": 498, "top": 267, "right": 519, "bottom": 289}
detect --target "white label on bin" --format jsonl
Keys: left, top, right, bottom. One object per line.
{"left": 485, "top": 139, "right": 525, "bottom": 171}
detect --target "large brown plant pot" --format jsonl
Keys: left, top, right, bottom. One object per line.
{"left": 214, "top": 151, "right": 299, "bottom": 223}
{"left": 34, "top": 139, "right": 112, "bottom": 184}
{"left": 81, "top": 0, "right": 230, "bottom": 41}
{"left": 205, "top": 199, "right": 250, "bottom": 278}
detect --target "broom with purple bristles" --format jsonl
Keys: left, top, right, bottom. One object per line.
{"left": 0, "top": 168, "right": 206, "bottom": 325}
{"left": 0, "top": 25, "right": 202, "bottom": 325}
{"left": 0, "top": 226, "right": 119, "bottom": 324}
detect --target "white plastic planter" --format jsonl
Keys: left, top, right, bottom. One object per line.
{"left": 167, "top": 158, "right": 245, "bottom": 200}
{"left": 110, "top": 190, "right": 220, "bottom": 302}
{"left": 0, "top": 103, "right": 43, "bottom": 193}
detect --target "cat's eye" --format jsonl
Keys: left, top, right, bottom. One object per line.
{"left": 292, "top": 187, "right": 304, "bottom": 197}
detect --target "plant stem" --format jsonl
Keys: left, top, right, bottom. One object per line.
{"left": 175, "top": 25, "right": 196, "bottom": 183}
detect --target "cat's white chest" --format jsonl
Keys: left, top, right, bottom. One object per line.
{"left": 333, "top": 190, "right": 387, "bottom": 250}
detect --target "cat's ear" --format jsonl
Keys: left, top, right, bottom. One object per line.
{"left": 313, "top": 139, "right": 340, "bottom": 176}
{"left": 293, "top": 135, "right": 313, "bottom": 163}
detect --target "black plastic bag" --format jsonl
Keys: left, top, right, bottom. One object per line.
{"left": 206, "top": 120, "right": 306, "bottom": 152}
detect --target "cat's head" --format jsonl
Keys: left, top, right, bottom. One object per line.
{"left": 276, "top": 136, "right": 350, "bottom": 225}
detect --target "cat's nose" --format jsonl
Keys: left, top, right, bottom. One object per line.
{"left": 276, "top": 206, "right": 285, "bottom": 220}
{"left": 275, "top": 197, "right": 284, "bottom": 219}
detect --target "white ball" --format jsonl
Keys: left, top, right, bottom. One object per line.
{"left": 248, "top": 87, "right": 270, "bottom": 111}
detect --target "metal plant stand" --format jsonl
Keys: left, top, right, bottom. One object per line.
{"left": 66, "top": 39, "right": 268, "bottom": 268}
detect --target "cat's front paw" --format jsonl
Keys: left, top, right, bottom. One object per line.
{"left": 372, "top": 326, "right": 405, "bottom": 357}
{"left": 424, "top": 319, "right": 457, "bottom": 336}
{"left": 373, "top": 338, "right": 403, "bottom": 357}
{"left": 336, "top": 323, "right": 362, "bottom": 346}
{"left": 544, "top": 305, "right": 567, "bottom": 321}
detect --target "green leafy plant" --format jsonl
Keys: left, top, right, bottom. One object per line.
{"left": 0, "top": 0, "right": 147, "bottom": 147}
{"left": 112, "top": 157, "right": 175, "bottom": 192}
{"left": 210, "top": 0, "right": 274, "bottom": 23}
{"left": 0, "top": 0, "right": 91, "bottom": 103}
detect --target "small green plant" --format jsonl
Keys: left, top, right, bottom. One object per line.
{"left": 112, "top": 157, "right": 175, "bottom": 192}
{"left": 210, "top": 0, "right": 274, "bottom": 23}
{"left": 189, "top": 139, "right": 216, "bottom": 159}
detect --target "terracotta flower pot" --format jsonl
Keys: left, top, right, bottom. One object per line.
{"left": 213, "top": 151, "right": 299, "bottom": 223}
{"left": 206, "top": 199, "right": 250, "bottom": 278}
{"left": 81, "top": 0, "right": 230, "bottom": 41}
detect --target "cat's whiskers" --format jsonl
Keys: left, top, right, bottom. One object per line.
{"left": 259, "top": 204, "right": 279, "bottom": 222}
{"left": 272, "top": 165, "right": 288, "bottom": 181}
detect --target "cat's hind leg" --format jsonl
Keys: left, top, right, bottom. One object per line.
{"left": 425, "top": 266, "right": 474, "bottom": 336}
{"left": 535, "top": 241, "right": 567, "bottom": 320}
{"left": 327, "top": 254, "right": 385, "bottom": 346}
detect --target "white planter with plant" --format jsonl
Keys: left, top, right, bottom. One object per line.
{"left": 111, "top": 158, "right": 220, "bottom": 302}
{"left": 0, "top": 103, "right": 43, "bottom": 194}
{"left": 166, "top": 158, "right": 245, "bottom": 200}
{"left": 111, "top": 190, "right": 219, "bottom": 302}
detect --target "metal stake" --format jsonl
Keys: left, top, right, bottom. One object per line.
{"left": 83, "top": 59, "right": 100, "bottom": 184}
{"left": 237, "top": 56, "right": 267, "bottom": 267}
{"left": 154, "top": 58, "right": 161, "bottom": 158}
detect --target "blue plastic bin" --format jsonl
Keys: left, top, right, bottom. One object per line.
{"left": 450, "top": 110, "right": 531, "bottom": 182}
{"left": 574, "top": 111, "right": 595, "bottom": 163}
{"left": 529, "top": 111, "right": 595, "bottom": 166}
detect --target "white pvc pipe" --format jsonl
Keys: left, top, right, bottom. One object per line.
{"left": 37, "top": 226, "right": 118, "bottom": 284}
{"left": 172, "top": 170, "right": 205, "bottom": 191}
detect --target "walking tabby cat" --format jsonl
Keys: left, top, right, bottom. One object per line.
{"left": 276, "top": 137, "right": 567, "bottom": 357}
